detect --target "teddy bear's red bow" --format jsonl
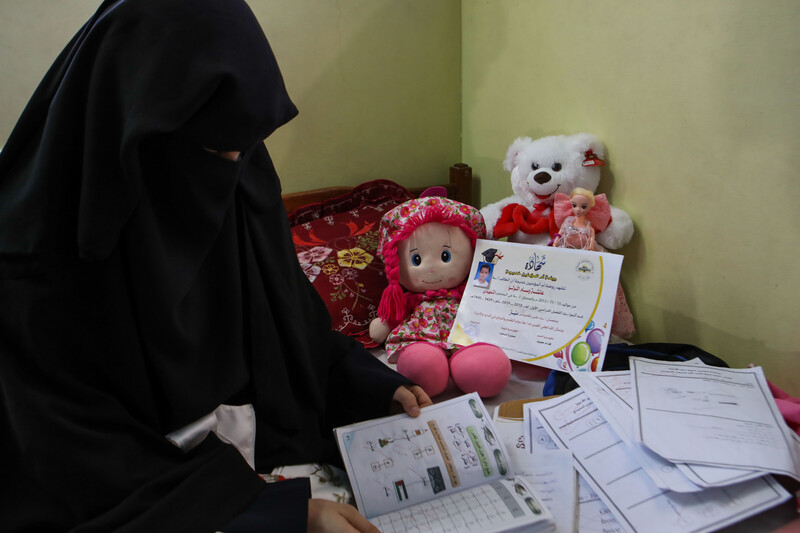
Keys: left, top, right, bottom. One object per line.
{"left": 492, "top": 203, "right": 557, "bottom": 239}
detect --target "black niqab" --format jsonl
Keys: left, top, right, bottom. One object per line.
{"left": 0, "top": 1, "right": 407, "bottom": 531}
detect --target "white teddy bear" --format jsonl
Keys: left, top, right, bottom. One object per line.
{"left": 481, "top": 133, "right": 633, "bottom": 250}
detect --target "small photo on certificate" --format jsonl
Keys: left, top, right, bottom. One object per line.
{"left": 472, "top": 261, "right": 494, "bottom": 289}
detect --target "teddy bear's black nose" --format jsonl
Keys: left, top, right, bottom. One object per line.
{"left": 533, "top": 171, "right": 551, "bottom": 184}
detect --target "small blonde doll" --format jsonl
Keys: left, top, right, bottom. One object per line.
{"left": 552, "top": 187, "right": 598, "bottom": 251}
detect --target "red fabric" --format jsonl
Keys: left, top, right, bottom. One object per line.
{"left": 404, "top": 283, "right": 466, "bottom": 317}
{"left": 287, "top": 179, "right": 413, "bottom": 225}
{"left": 552, "top": 192, "right": 612, "bottom": 232}
{"left": 493, "top": 203, "right": 556, "bottom": 238}
{"left": 768, "top": 381, "right": 800, "bottom": 436}
{"left": 289, "top": 180, "right": 414, "bottom": 347}
{"left": 582, "top": 149, "right": 605, "bottom": 167}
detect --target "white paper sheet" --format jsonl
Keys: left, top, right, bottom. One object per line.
{"left": 509, "top": 451, "right": 577, "bottom": 533}
{"left": 449, "top": 239, "right": 622, "bottom": 371}
{"left": 576, "top": 476, "right": 626, "bottom": 533}
{"left": 582, "top": 369, "right": 766, "bottom": 489}
{"left": 629, "top": 358, "right": 800, "bottom": 481}
{"left": 336, "top": 393, "right": 512, "bottom": 518}
{"left": 523, "top": 400, "right": 625, "bottom": 533}
{"left": 571, "top": 370, "right": 765, "bottom": 491}
{"left": 526, "top": 389, "right": 791, "bottom": 533}
{"left": 492, "top": 404, "right": 533, "bottom": 458}
{"left": 494, "top": 402, "right": 576, "bottom": 533}
{"left": 366, "top": 477, "right": 555, "bottom": 533}
{"left": 570, "top": 371, "right": 702, "bottom": 493}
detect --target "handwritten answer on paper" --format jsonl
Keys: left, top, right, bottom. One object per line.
{"left": 575, "top": 369, "right": 766, "bottom": 491}
{"left": 630, "top": 359, "right": 800, "bottom": 479}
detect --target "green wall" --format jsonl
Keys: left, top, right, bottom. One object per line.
{"left": 463, "top": 0, "right": 800, "bottom": 394}
{"left": 253, "top": 0, "right": 462, "bottom": 192}
{"left": 0, "top": 1, "right": 99, "bottom": 140}
{"left": 0, "top": 0, "right": 462, "bottom": 192}
{"left": 2, "top": 1, "right": 797, "bottom": 394}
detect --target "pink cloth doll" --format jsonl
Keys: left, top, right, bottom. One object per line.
{"left": 369, "top": 195, "right": 511, "bottom": 398}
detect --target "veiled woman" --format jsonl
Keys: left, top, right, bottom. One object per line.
{"left": 0, "top": 1, "right": 429, "bottom": 531}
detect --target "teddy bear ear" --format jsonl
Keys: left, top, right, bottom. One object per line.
{"left": 569, "top": 133, "right": 606, "bottom": 166}
{"left": 503, "top": 136, "right": 532, "bottom": 172}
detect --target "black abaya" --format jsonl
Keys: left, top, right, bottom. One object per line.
{"left": 0, "top": 1, "right": 408, "bottom": 531}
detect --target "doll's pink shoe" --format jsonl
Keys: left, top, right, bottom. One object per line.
{"left": 395, "top": 342, "right": 450, "bottom": 397}
{"left": 450, "top": 343, "right": 511, "bottom": 398}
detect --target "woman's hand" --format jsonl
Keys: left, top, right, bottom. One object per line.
{"left": 307, "top": 499, "right": 378, "bottom": 533}
{"left": 392, "top": 384, "right": 433, "bottom": 417}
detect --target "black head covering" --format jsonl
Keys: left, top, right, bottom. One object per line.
{"left": 0, "top": 1, "right": 407, "bottom": 531}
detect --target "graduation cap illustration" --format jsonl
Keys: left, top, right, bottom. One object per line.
{"left": 481, "top": 248, "right": 503, "bottom": 264}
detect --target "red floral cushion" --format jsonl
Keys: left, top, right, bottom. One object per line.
{"left": 289, "top": 180, "right": 414, "bottom": 347}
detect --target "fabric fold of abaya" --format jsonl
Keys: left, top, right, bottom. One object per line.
{"left": 0, "top": 0, "right": 408, "bottom": 531}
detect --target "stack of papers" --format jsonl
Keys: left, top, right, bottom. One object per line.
{"left": 522, "top": 358, "right": 798, "bottom": 533}
{"left": 494, "top": 398, "right": 625, "bottom": 533}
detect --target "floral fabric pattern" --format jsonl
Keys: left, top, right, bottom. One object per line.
{"left": 337, "top": 247, "right": 373, "bottom": 269}
{"left": 385, "top": 296, "right": 460, "bottom": 362}
{"left": 288, "top": 180, "right": 414, "bottom": 347}
{"left": 297, "top": 246, "right": 333, "bottom": 264}
{"left": 378, "top": 197, "right": 486, "bottom": 254}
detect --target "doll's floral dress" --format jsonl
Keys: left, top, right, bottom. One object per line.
{"left": 385, "top": 295, "right": 459, "bottom": 363}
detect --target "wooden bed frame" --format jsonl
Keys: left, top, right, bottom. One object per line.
{"left": 281, "top": 163, "right": 473, "bottom": 214}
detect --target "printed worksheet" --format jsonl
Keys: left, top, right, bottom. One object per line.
{"left": 366, "top": 476, "right": 554, "bottom": 533}
{"left": 523, "top": 402, "right": 624, "bottom": 533}
{"left": 573, "top": 369, "right": 764, "bottom": 489}
{"left": 571, "top": 370, "right": 703, "bottom": 493}
{"left": 493, "top": 397, "right": 576, "bottom": 532}
{"left": 630, "top": 358, "right": 800, "bottom": 481}
{"left": 509, "top": 451, "right": 577, "bottom": 533}
{"left": 336, "top": 394, "right": 507, "bottom": 517}
{"left": 526, "top": 389, "right": 791, "bottom": 533}
{"left": 449, "top": 239, "right": 622, "bottom": 371}
{"left": 335, "top": 393, "right": 555, "bottom": 532}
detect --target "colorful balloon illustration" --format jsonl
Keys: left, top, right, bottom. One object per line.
{"left": 585, "top": 321, "right": 595, "bottom": 332}
{"left": 586, "top": 328, "right": 605, "bottom": 354}
{"left": 553, "top": 350, "right": 567, "bottom": 370}
{"left": 571, "top": 342, "right": 591, "bottom": 367}
{"left": 591, "top": 356, "right": 600, "bottom": 371}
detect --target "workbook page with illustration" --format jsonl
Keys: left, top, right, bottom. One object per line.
{"left": 334, "top": 393, "right": 554, "bottom": 532}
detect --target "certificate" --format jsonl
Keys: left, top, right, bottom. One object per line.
{"left": 449, "top": 239, "right": 622, "bottom": 371}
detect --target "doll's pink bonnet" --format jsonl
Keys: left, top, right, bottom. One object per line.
{"left": 376, "top": 196, "right": 486, "bottom": 324}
